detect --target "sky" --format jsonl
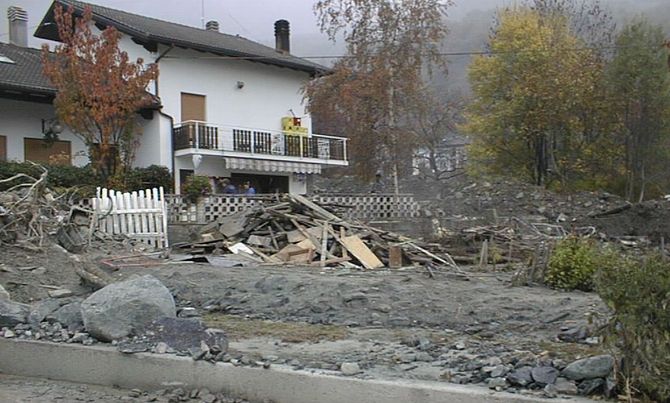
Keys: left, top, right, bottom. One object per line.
{"left": 0, "top": 0, "right": 663, "bottom": 54}
{"left": 0, "top": 0, "right": 503, "bottom": 50}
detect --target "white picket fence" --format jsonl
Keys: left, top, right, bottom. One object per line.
{"left": 92, "top": 187, "right": 169, "bottom": 249}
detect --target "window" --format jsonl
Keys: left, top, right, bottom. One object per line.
{"left": 180, "top": 93, "right": 206, "bottom": 122}
{"left": 0, "top": 136, "right": 6, "bottom": 161}
{"left": 24, "top": 138, "right": 71, "bottom": 165}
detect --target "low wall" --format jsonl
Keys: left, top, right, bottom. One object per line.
{"left": 0, "top": 339, "right": 581, "bottom": 403}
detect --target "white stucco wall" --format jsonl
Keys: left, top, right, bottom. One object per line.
{"left": 156, "top": 46, "right": 312, "bottom": 133}
{"left": 0, "top": 98, "right": 88, "bottom": 166}
{"left": 133, "top": 112, "right": 173, "bottom": 170}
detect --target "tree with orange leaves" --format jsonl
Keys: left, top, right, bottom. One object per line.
{"left": 41, "top": 5, "right": 158, "bottom": 185}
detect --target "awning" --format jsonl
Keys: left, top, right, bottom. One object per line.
{"left": 224, "top": 157, "right": 321, "bottom": 174}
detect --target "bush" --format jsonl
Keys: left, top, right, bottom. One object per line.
{"left": 596, "top": 254, "right": 670, "bottom": 402}
{"left": 546, "top": 236, "right": 604, "bottom": 291}
{"left": 181, "top": 175, "right": 211, "bottom": 202}
{"left": 0, "top": 161, "right": 99, "bottom": 191}
{"left": 125, "top": 165, "right": 172, "bottom": 192}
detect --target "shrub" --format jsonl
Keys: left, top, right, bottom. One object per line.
{"left": 125, "top": 165, "right": 172, "bottom": 192}
{"left": 181, "top": 175, "right": 211, "bottom": 202}
{"left": 546, "top": 236, "right": 603, "bottom": 291}
{"left": 596, "top": 254, "right": 670, "bottom": 402}
{"left": 0, "top": 161, "right": 99, "bottom": 191}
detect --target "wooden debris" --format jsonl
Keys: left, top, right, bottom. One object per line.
{"left": 177, "top": 194, "right": 460, "bottom": 271}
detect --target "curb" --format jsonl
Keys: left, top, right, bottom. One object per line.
{"left": 0, "top": 339, "right": 589, "bottom": 403}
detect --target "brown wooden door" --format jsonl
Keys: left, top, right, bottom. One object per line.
{"left": 0, "top": 135, "right": 6, "bottom": 161}
{"left": 24, "top": 138, "right": 71, "bottom": 165}
{"left": 181, "top": 93, "right": 206, "bottom": 122}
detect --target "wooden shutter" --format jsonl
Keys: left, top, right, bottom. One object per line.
{"left": 181, "top": 93, "right": 206, "bottom": 122}
{"left": 24, "top": 138, "right": 71, "bottom": 165}
{"left": 0, "top": 136, "right": 6, "bottom": 161}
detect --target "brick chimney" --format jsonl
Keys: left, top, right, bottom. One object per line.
{"left": 7, "top": 6, "right": 28, "bottom": 47}
{"left": 274, "top": 19, "right": 290, "bottom": 54}
{"left": 205, "top": 20, "right": 219, "bottom": 32}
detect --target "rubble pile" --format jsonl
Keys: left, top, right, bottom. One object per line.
{"left": 176, "top": 193, "right": 459, "bottom": 271}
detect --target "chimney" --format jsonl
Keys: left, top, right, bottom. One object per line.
{"left": 205, "top": 20, "right": 219, "bottom": 32}
{"left": 274, "top": 19, "right": 290, "bottom": 54}
{"left": 7, "top": 6, "right": 28, "bottom": 47}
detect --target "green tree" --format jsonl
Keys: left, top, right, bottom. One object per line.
{"left": 306, "top": 0, "right": 450, "bottom": 189}
{"left": 607, "top": 19, "right": 670, "bottom": 201}
{"left": 464, "top": 8, "right": 617, "bottom": 188}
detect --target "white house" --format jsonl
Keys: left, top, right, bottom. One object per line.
{"left": 0, "top": 1, "right": 347, "bottom": 194}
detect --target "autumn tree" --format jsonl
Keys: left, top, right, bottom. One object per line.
{"left": 464, "top": 8, "right": 617, "bottom": 188}
{"left": 306, "top": 0, "right": 451, "bottom": 192}
{"left": 42, "top": 5, "right": 158, "bottom": 185}
{"left": 607, "top": 19, "right": 670, "bottom": 201}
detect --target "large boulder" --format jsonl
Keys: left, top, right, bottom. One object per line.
{"left": 47, "top": 301, "right": 84, "bottom": 331}
{"left": 561, "top": 355, "right": 614, "bottom": 381}
{"left": 0, "top": 299, "right": 30, "bottom": 327}
{"left": 81, "top": 275, "right": 176, "bottom": 341}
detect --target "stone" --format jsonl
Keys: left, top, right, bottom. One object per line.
{"left": 177, "top": 307, "right": 199, "bottom": 318}
{"left": 0, "top": 284, "right": 9, "bottom": 300}
{"left": 340, "top": 362, "right": 363, "bottom": 376}
{"left": 48, "top": 302, "right": 84, "bottom": 331}
{"left": 490, "top": 365, "right": 508, "bottom": 378}
{"left": 543, "top": 384, "right": 558, "bottom": 398}
{"left": 28, "top": 299, "right": 62, "bottom": 325}
{"left": 487, "top": 377, "right": 508, "bottom": 390}
{"left": 531, "top": 366, "right": 559, "bottom": 386}
{"left": 48, "top": 289, "right": 74, "bottom": 298}
{"left": 507, "top": 366, "right": 533, "bottom": 387}
{"left": 554, "top": 377, "right": 578, "bottom": 395}
{"left": 81, "top": 275, "right": 175, "bottom": 341}
{"left": 4, "top": 329, "right": 15, "bottom": 338}
{"left": 154, "top": 342, "right": 169, "bottom": 354}
{"left": 558, "top": 326, "right": 587, "bottom": 343}
{"left": 561, "top": 355, "right": 614, "bottom": 381}
{"left": 0, "top": 299, "right": 30, "bottom": 327}
{"left": 577, "top": 378, "right": 605, "bottom": 395}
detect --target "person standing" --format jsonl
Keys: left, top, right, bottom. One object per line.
{"left": 242, "top": 181, "right": 256, "bottom": 195}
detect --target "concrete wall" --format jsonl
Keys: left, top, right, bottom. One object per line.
{"left": 134, "top": 112, "right": 173, "bottom": 170}
{"left": 0, "top": 98, "right": 88, "bottom": 166}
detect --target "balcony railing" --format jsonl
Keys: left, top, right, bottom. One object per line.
{"left": 173, "top": 121, "right": 347, "bottom": 162}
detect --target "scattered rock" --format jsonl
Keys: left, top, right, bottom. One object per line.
{"left": 81, "top": 275, "right": 176, "bottom": 341}
{"left": 554, "top": 377, "right": 578, "bottom": 395}
{"left": 4, "top": 329, "right": 15, "bottom": 338}
{"left": 531, "top": 366, "right": 559, "bottom": 386}
{"left": 0, "top": 284, "right": 9, "bottom": 300}
{"left": 340, "top": 362, "right": 363, "bottom": 375}
{"left": 28, "top": 298, "right": 62, "bottom": 325}
{"left": 0, "top": 299, "right": 30, "bottom": 327}
{"left": 557, "top": 326, "right": 587, "bottom": 343}
{"left": 177, "top": 307, "right": 199, "bottom": 318}
{"left": 507, "top": 366, "right": 533, "bottom": 386}
{"left": 48, "top": 288, "right": 74, "bottom": 298}
{"left": 48, "top": 302, "right": 84, "bottom": 331}
{"left": 543, "top": 384, "right": 558, "bottom": 398}
{"left": 578, "top": 378, "right": 605, "bottom": 395}
{"left": 562, "top": 355, "right": 614, "bottom": 381}
{"left": 487, "top": 377, "right": 508, "bottom": 390}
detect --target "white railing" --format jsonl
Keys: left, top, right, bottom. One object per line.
{"left": 173, "top": 120, "right": 347, "bottom": 162}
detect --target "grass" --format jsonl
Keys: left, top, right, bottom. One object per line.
{"left": 203, "top": 313, "right": 349, "bottom": 343}
{"left": 537, "top": 340, "right": 606, "bottom": 361}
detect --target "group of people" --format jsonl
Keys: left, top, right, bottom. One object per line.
{"left": 210, "top": 177, "right": 256, "bottom": 195}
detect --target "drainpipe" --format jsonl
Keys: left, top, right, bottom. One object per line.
{"left": 159, "top": 110, "right": 176, "bottom": 193}
{"left": 153, "top": 44, "right": 174, "bottom": 97}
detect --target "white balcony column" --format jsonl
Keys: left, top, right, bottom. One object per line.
{"left": 250, "top": 131, "right": 256, "bottom": 154}
{"left": 194, "top": 123, "right": 200, "bottom": 149}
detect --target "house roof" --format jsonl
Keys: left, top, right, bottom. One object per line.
{"left": 0, "top": 42, "right": 55, "bottom": 99}
{"left": 34, "top": 0, "right": 329, "bottom": 76}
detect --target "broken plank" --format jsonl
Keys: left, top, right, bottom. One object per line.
{"left": 340, "top": 235, "right": 383, "bottom": 269}
{"left": 288, "top": 194, "right": 344, "bottom": 223}
{"left": 320, "top": 222, "right": 329, "bottom": 267}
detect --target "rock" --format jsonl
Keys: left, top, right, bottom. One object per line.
{"left": 558, "top": 326, "right": 587, "bottom": 343}
{"left": 543, "top": 384, "right": 558, "bottom": 398}
{"left": 554, "top": 377, "right": 578, "bottom": 395}
{"left": 487, "top": 377, "right": 508, "bottom": 390}
{"left": 0, "top": 299, "right": 30, "bottom": 327}
{"left": 490, "top": 365, "right": 508, "bottom": 378}
{"left": 48, "top": 289, "right": 74, "bottom": 298}
{"left": 507, "top": 366, "right": 533, "bottom": 386}
{"left": 28, "top": 299, "right": 62, "bottom": 325}
{"left": 531, "top": 366, "right": 559, "bottom": 386}
{"left": 81, "top": 275, "right": 176, "bottom": 341}
{"left": 340, "top": 362, "right": 363, "bottom": 376}
{"left": 0, "top": 284, "right": 9, "bottom": 300}
{"left": 48, "top": 302, "right": 84, "bottom": 331}
{"left": 577, "top": 378, "right": 605, "bottom": 395}
{"left": 561, "top": 355, "right": 614, "bottom": 381}
{"left": 177, "top": 307, "right": 199, "bottom": 318}
{"left": 4, "top": 329, "right": 15, "bottom": 338}
{"left": 154, "top": 342, "right": 168, "bottom": 354}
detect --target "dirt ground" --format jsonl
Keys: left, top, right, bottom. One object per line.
{"left": 0, "top": 242, "right": 608, "bottom": 388}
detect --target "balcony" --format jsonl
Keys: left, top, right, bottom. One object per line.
{"left": 172, "top": 121, "right": 348, "bottom": 166}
